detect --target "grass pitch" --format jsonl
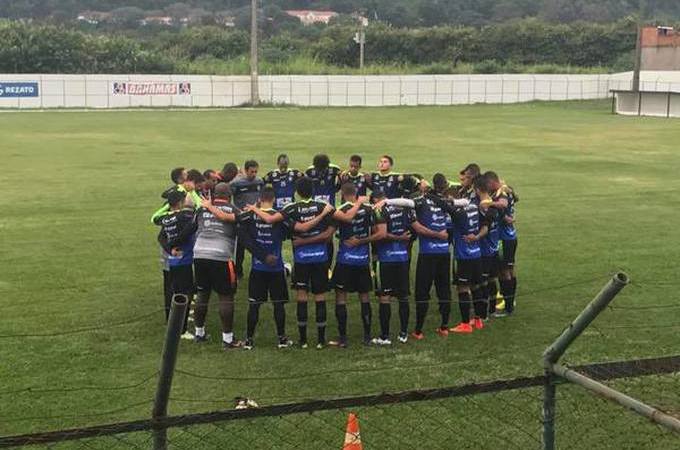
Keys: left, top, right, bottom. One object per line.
{"left": 1, "top": 100, "right": 679, "bottom": 447}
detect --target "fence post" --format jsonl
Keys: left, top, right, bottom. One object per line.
{"left": 450, "top": 79, "right": 454, "bottom": 105}
{"left": 541, "top": 272, "right": 629, "bottom": 450}
{"left": 152, "top": 294, "right": 189, "bottom": 450}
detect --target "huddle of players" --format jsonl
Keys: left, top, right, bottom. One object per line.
{"left": 151, "top": 154, "right": 519, "bottom": 350}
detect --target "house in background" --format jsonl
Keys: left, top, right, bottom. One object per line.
{"left": 641, "top": 26, "right": 680, "bottom": 71}
{"left": 284, "top": 10, "right": 338, "bottom": 25}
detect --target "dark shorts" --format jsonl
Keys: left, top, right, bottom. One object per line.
{"left": 332, "top": 263, "right": 372, "bottom": 293}
{"left": 194, "top": 259, "right": 237, "bottom": 296}
{"left": 501, "top": 239, "right": 518, "bottom": 268}
{"left": 248, "top": 270, "right": 289, "bottom": 303}
{"left": 415, "top": 253, "right": 451, "bottom": 302}
{"left": 375, "top": 261, "right": 410, "bottom": 298}
{"left": 481, "top": 254, "right": 500, "bottom": 279}
{"left": 170, "top": 264, "right": 194, "bottom": 297}
{"left": 292, "top": 262, "right": 329, "bottom": 294}
{"left": 456, "top": 258, "right": 483, "bottom": 286}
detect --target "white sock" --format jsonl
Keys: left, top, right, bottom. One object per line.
{"left": 223, "top": 332, "right": 233, "bottom": 344}
{"left": 195, "top": 327, "right": 205, "bottom": 337}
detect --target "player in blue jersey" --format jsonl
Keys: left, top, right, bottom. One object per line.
{"left": 372, "top": 190, "right": 416, "bottom": 344}
{"left": 306, "top": 154, "right": 341, "bottom": 206}
{"left": 457, "top": 163, "right": 481, "bottom": 203}
{"left": 246, "top": 177, "right": 336, "bottom": 349}
{"left": 329, "top": 183, "right": 377, "bottom": 348}
{"left": 447, "top": 186, "right": 488, "bottom": 334}
{"left": 475, "top": 175, "right": 503, "bottom": 319}
{"left": 378, "top": 174, "right": 469, "bottom": 339}
{"left": 238, "top": 187, "right": 294, "bottom": 350}
{"left": 367, "top": 155, "right": 423, "bottom": 199}
{"left": 338, "top": 154, "right": 368, "bottom": 196}
{"left": 263, "top": 154, "right": 304, "bottom": 210}
{"left": 483, "top": 172, "right": 518, "bottom": 316}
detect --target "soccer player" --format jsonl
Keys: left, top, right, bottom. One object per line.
{"left": 378, "top": 174, "right": 467, "bottom": 339}
{"left": 238, "top": 187, "right": 294, "bottom": 350}
{"left": 245, "top": 177, "right": 336, "bottom": 349}
{"left": 338, "top": 155, "right": 368, "bottom": 196}
{"left": 263, "top": 154, "right": 304, "bottom": 210}
{"left": 457, "top": 163, "right": 481, "bottom": 203}
{"left": 485, "top": 172, "right": 518, "bottom": 316}
{"left": 448, "top": 183, "right": 487, "bottom": 334}
{"left": 220, "top": 162, "right": 240, "bottom": 184}
{"left": 329, "top": 183, "right": 377, "bottom": 347}
{"left": 306, "top": 154, "right": 341, "bottom": 206}
{"left": 367, "top": 155, "right": 422, "bottom": 199}
{"left": 231, "top": 160, "right": 265, "bottom": 279}
{"left": 192, "top": 183, "right": 251, "bottom": 349}
{"left": 475, "top": 175, "right": 502, "bottom": 318}
{"left": 156, "top": 186, "right": 197, "bottom": 338}
{"left": 372, "top": 190, "right": 416, "bottom": 344}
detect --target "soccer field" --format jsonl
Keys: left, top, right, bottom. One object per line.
{"left": 1, "top": 100, "right": 679, "bottom": 447}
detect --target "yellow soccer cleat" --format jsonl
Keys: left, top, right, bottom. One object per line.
{"left": 496, "top": 291, "right": 505, "bottom": 311}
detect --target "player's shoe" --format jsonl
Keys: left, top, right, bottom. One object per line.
{"left": 316, "top": 342, "right": 326, "bottom": 350}
{"left": 362, "top": 336, "right": 374, "bottom": 346}
{"left": 450, "top": 323, "right": 473, "bottom": 334}
{"left": 472, "top": 318, "right": 485, "bottom": 330}
{"left": 193, "top": 334, "right": 209, "bottom": 343}
{"left": 299, "top": 340, "right": 308, "bottom": 349}
{"left": 494, "top": 311, "right": 508, "bottom": 318}
{"left": 329, "top": 336, "right": 348, "bottom": 348}
{"left": 222, "top": 340, "right": 243, "bottom": 350}
{"left": 372, "top": 336, "right": 392, "bottom": 346}
{"left": 435, "top": 327, "right": 449, "bottom": 337}
{"left": 410, "top": 331, "right": 425, "bottom": 341}
{"left": 243, "top": 339, "right": 254, "bottom": 350}
{"left": 180, "top": 331, "right": 195, "bottom": 340}
{"left": 277, "top": 337, "right": 294, "bottom": 349}
{"left": 398, "top": 332, "right": 408, "bottom": 344}
{"left": 284, "top": 262, "right": 292, "bottom": 277}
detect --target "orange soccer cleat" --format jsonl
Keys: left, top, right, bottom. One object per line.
{"left": 450, "top": 322, "right": 474, "bottom": 334}
{"left": 410, "top": 331, "right": 425, "bottom": 340}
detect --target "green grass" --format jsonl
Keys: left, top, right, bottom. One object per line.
{"left": 1, "top": 100, "right": 679, "bottom": 448}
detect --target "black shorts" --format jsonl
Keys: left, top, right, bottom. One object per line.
{"left": 170, "top": 264, "right": 194, "bottom": 297}
{"left": 501, "top": 239, "right": 518, "bottom": 268}
{"left": 481, "top": 254, "right": 500, "bottom": 279}
{"left": 248, "top": 270, "right": 289, "bottom": 303}
{"left": 415, "top": 253, "right": 451, "bottom": 302}
{"left": 375, "top": 261, "right": 410, "bottom": 298}
{"left": 456, "top": 258, "right": 483, "bottom": 286}
{"left": 292, "top": 263, "right": 329, "bottom": 294}
{"left": 332, "top": 263, "right": 372, "bottom": 293}
{"left": 194, "top": 259, "right": 237, "bottom": 296}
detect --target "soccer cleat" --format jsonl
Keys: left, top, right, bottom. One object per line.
{"left": 180, "top": 331, "right": 195, "bottom": 340}
{"left": 316, "top": 342, "right": 326, "bottom": 350}
{"left": 450, "top": 323, "right": 473, "bottom": 334}
{"left": 362, "top": 336, "right": 374, "bottom": 346}
{"left": 328, "top": 337, "right": 348, "bottom": 348}
{"left": 493, "top": 311, "right": 508, "bottom": 318}
{"left": 222, "top": 340, "right": 243, "bottom": 350}
{"left": 398, "top": 332, "right": 408, "bottom": 344}
{"left": 243, "top": 339, "right": 254, "bottom": 350}
{"left": 410, "top": 331, "right": 425, "bottom": 340}
{"left": 277, "top": 337, "right": 294, "bottom": 349}
{"left": 373, "top": 337, "right": 392, "bottom": 346}
{"left": 473, "top": 318, "right": 484, "bottom": 330}
{"left": 435, "top": 327, "right": 449, "bottom": 337}
{"left": 193, "top": 334, "right": 209, "bottom": 343}
{"left": 299, "top": 340, "right": 308, "bottom": 349}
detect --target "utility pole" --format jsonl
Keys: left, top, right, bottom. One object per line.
{"left": 632, "top": 24, "right": 642, "bottom": 92}
{"left": 250, "top": 0, "right": 259, "bottom": 105}
{"left": 353, "top": 17, "right": 366, "bottom": 70}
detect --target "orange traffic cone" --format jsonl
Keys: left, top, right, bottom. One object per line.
{"left": 342, "top": 413, "right": 363, "bottom": 450}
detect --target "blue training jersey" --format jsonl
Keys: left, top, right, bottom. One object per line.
{"left": 282, "top": 199, "right": 335, "bottom": 264}
{"left": 452, "top": 203, "right": 482, "bottom": 260}
{"left": 376, "top": 203, "right": 415, "bottom": 263}
{"left": 499, "top": 186, "right": 517, "bottom": 241}
{"left": 306, "top": 165, "right": 341, "bottom": 206}
{"left": 263, "top": 169, "right": 302, "bottom": 210}
{"left": 413, "top": 194, "right": 450, "bottom": 255}
{"left": 336, "top": 202, "right": 376, "bottom": 266}
{"left": 238, "top": 209, "right": 287, "bottom": 272}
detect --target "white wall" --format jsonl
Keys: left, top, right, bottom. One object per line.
{"left": 0, "top": 72, "right": 675, "bottom": 109}
{"left": 614, "top": 91, "right": 680, "bottom": 118}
